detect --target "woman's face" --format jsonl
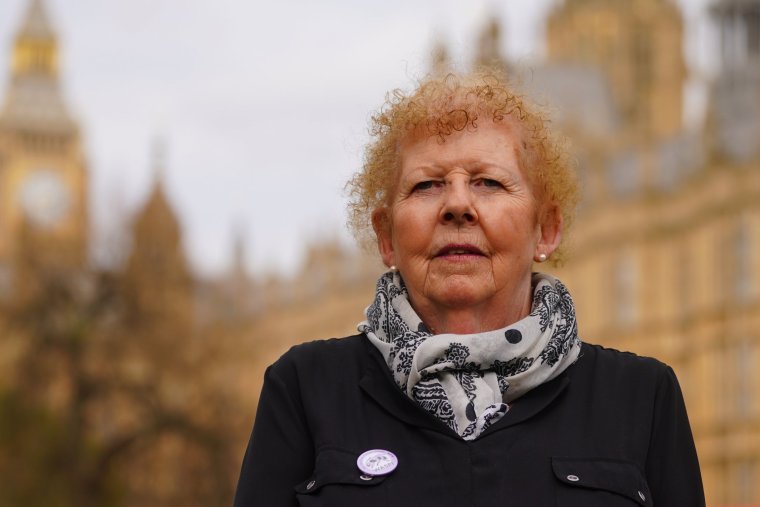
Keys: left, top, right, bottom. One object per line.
{"left": 373, "top": 121, "right": 561, "bottom": 329}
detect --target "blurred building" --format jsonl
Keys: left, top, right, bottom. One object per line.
{"left": 527, "top": 0, "right": 760, "bottom": 505}
{"left": 546, "top": 0, "right": 685, "bottom": 142}
{"left": 0, "top": 3, "right": 249, "bottom": 505}
{"left": 0, "top": 0, "right": 88, "bottom": 288}
{"left": 0, "top": 4, "right": 383, "bottom": 506}
{"left": 122, "top": 146, "right": 194, "bottom": 331}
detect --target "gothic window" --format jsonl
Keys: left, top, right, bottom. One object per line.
{"left": 733, "top": 9, "right": 749, "bottom": 68}
{"left": 34, "top": 48, "right": 44, "bottom": 69}
{"left": 713, "top": 78, "right": 760, "bottom": 162}
{"left": 0, "top": 263, "right": 11, "bottom": 298}
{"left": 736, "top": 458, "right": 756, "bottom": 504}
{"left": 613, "top": 251, "right": 638, "bottom": 327}
{"left": 677, "top": 240, "right": 692, "bottom": 321}
{"left": 633, "top": 28, "right": 652, "bottom": 92}
{"left": 608, "top": 152, "right": 638, "bottom": 198}
{"left": 575, "top": 154, "right": 591, "bottom": 210}
{"left": 717, "top": 343, "right": 731, "bottom": 424}
{"left": 734, "top": 337, "right": 754, "bottom": 419}
{"left": 733, "top": 220, "right": 753, "bottom": 303}
{"left": 658, "top": 140, "right": 682, "bottom": 191}
{"left": 579, "top": 32, "right": 594, "bottom": 61}
{"left": 746, "top": 10, "right": 760, "bottom": 59}
{"left": 657, "top": 134, "right": 704, "bottom": 192}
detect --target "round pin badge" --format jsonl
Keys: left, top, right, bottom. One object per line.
{"left": 356, "top": 449, "right": 398, "bottom": 476}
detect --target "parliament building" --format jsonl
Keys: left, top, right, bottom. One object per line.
{"left": 541, "top": 1, "right": 760, "bottom": 503}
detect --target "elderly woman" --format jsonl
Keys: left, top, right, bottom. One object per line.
{"left": 233, "top": 72, "right": 704, "bottom": 506}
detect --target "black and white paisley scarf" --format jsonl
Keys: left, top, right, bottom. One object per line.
{"left": 359, "top": 270, "right": 581, "bottom": 440}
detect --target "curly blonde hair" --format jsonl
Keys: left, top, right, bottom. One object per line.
{"left": 346, "top": 70, "right": 579, "bottom": 262}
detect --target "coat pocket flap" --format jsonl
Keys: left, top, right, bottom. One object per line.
{"left": 295, "top": 448, "right": 388, "bottom": 495}
{"left": 552, "top": 457, "right": 651, "bottom": 505}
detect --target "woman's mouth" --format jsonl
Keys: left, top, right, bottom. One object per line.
{"left": 435, "top": 244, "right": 485, "bottom": 258}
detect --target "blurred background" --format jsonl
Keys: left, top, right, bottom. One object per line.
{"left": 0, "top": 0, "right": 756, "bottom": 505}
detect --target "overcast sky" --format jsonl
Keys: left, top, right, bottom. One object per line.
{"left": 0, "top": 0, "right": 715, "bottom": 278}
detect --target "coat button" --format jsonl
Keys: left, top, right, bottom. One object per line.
{"left": 638, "top": 490, "right": 646, "bottom": 501}
{"left": 567, "top": 474, "right": 580, "bottom": 482}
{"left": 306, "top": 480, "right": 316, "bottom": 490}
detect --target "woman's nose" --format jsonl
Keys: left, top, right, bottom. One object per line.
{"left": 440, "top": 182, "right": 478, "bottom": 225}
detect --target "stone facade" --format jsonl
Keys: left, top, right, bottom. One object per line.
{"left": 543, "top": 1, "right": 760, "bottom": 504}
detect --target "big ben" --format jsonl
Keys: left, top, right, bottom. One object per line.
{"left": 0, "top": 0, "right": 88, "bottom": 282}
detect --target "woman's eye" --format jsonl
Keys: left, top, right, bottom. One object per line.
{"left": 479, "top": 178, "right": 502, "bottom": 188}
{"left": 412, "top": 181, "right": 436, "bottom": 191}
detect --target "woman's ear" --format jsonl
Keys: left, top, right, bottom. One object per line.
{"left": 371, "top": 207, "right": 395, "bottom": 268}
{"left": 536, "top": 204, "right": 563, "bottom": 260}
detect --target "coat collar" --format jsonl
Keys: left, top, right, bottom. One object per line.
{"left": 358, "top": 335, "right": 573, "bottom": 440}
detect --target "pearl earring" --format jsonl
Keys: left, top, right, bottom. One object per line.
{"left": 537, "top": 253, "right": 547, "bottom": 263}
{"left": 389, "top": 265, "right": 398, "bottom": 272}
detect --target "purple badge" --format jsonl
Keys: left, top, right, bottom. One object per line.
{"left": 356, "top": 449, "right": 398, "bottom": 476}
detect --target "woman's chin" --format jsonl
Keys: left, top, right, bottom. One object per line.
{"left": 424, "top": 274, "right": 495, "bottom": 309}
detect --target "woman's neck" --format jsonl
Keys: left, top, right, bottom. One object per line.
{"left": 413, "top": 293, "right": 533, "bottom": 335}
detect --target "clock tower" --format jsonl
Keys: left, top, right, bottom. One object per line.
{"left": 0, "top": 0, "right": 88, "bottom": 278}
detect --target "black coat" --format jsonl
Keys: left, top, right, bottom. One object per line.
{"left": 233, "top": 334, "right": 705, "bottom": 506}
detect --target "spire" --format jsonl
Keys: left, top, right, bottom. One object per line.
{"left": 128, "top": 141, "right": 186, "bottom": 284}
{"left": 231, "top": 225, "right": 248, "bottom": 277}
{"left": 12, "top": 0, "right": 58, "bottom": 77}
{"left": 473, "top": 14, "right": 508, "bottom": 75}
{"left": 1, "top": 0, "right": 74, "bottom": 132}
{"left": 151, "top": 136, "right": 168, "bottom": 186}
{"left": 143, "top": 139, "right": 173, "bottom": 223}
{"left": 18, "top": 0, "right": 55, "bottom": 41}
{"left": 124, "top": 143, "right": 192, "bottom": 325}
{"left": 429, "top": 34, "right": 451, "bottom": 77}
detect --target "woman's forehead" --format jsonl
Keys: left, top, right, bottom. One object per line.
{"left": 397, "top": 119, "right": 526, "bottom": 165}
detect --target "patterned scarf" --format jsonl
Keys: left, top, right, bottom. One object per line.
{"left": 359, "top": 271, "right": 581, "bottom": 440}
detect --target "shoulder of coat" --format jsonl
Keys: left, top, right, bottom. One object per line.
{"left": 578, "top": 341, "right": 670, "bottom": 376}
{"left": 274, "top": 333, "right": 367, "bottom": 370}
